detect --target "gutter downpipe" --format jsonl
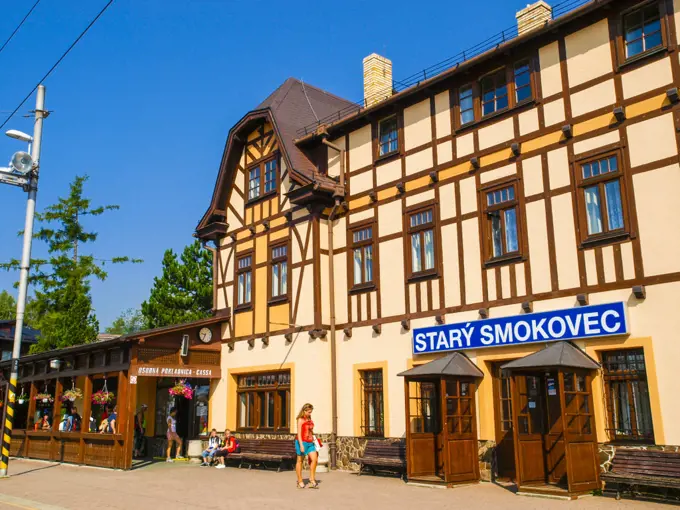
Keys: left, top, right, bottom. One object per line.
{"left": 322, "top": 137, "right": 344, "bottom": 470}
{"left": 201, "top": 239, "right": 218, "bottom": 314}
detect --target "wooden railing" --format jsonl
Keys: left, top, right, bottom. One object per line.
{"left": 9, "top": 430, "right": 127, "bottom": 469}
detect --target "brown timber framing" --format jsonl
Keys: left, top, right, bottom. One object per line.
{"left": 210, "top": 0, "right": 680, "bottom": 346}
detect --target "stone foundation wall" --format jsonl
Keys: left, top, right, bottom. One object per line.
{"left": 598, "top": 443, "right": 680, "bottom": 473}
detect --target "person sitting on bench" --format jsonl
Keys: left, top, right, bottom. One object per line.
{"left": 213, "top": 429, "right": 237, "bottom": 469}
{"left": 201, "top": 429, "right": 220, "bottom": 466}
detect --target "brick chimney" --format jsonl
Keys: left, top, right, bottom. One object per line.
{"left": 363, "top": 53, "right": 393, "bottom": 107}
{"left": 516, "top": 1, "right": 552, "bottom": 35}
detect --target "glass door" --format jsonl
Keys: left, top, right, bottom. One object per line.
{"left": 405, "top": 380, "right": 440, "bottom": 479}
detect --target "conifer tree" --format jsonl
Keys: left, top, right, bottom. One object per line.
{"left": 0, "top": 176, "right": 142, "bottom": 353}
{"left": 141, "top": 240, "right": 212, "bottom": 328}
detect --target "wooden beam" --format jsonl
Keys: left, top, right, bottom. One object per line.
{"left": 79, "top": 375, "right": 93, "bottom": 464}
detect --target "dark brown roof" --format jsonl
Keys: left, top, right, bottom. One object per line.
{"left": 398, "top": 352, "right": 484, "bottom": 378}
{"left": 500, "top": 342, "right": 600, "bottom": 371}
{"left": 257, "top": 78, "right": 354, "bottom": 186}
{"left": 196, "top": 78, "right": 352, "bottom": 235}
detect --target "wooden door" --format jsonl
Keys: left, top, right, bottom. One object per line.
{"left": 492, "top": 364, "right": 515, "bottom": 479}
{"left": 511, "top": 374, "right": 546, "bottom": 486}
{"left": 443, "top": 378, "right": 480, "bottom": 484}
{"left": 560, "top": 371, "right": 601, "bottom": 493}
{"left": 544, "top": 372, "right": 566, "bottom": 486}
{"left": 404, "top": 379, "right": 440, "bottom": 479}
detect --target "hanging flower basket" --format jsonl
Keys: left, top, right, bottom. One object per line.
{"left": 60, "top": 388, "right": 83, "bottom": 402}
{"left": 34, "top": 393, "right": 54, "bottom": 405}
{"left": 17, "top": 391, "right": 28, "bottom": 405}
{"left": 169, "top": 380, "right": 193, "bottom": 400}
{"left": 91, "top": 390, "right": 115, "bottom": 405}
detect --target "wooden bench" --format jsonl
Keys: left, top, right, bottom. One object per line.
{"left": 351, "top": 440, "right": 406, "bottom": 480}
{"left": 602, "top": 448, "right": 680, "bottom": 500}
{"left": 228, "top": 438, "right": 296, "bottom": 472}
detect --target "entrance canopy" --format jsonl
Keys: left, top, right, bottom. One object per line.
{"left": 398, "top": 352, "right": 483, "bottom": 378}
{"left": 500, "top": 341, "right": 600, "bottom": 371}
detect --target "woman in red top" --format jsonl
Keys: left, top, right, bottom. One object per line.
{"left": 295, "top": 403, "right": 318, "bottom": 489}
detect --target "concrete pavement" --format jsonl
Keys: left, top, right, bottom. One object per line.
{"left": 0, "top": 459, "right": 671, "bottom": 510}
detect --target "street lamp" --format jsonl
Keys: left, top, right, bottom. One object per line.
{"left": 0, "top": 85, "right": 46, "bottom": 478}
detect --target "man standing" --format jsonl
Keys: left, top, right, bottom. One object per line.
{"left": 165, "top": 407, "right": 184, "bottom": 462}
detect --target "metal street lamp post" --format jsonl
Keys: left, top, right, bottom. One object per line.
{"left": 0, "top": 85, "right": 47, "bottom": 478}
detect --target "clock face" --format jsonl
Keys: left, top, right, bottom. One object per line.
{"left": 198, "top": 327, "right": 212, "bottom": 344}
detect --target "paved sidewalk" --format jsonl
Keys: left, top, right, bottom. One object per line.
{"left": 0, "top": 460, "right": 671, "bottom": 510}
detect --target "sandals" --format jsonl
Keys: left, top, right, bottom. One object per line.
{"left": 307, "top": 481, "right": 319, "bottom": 489}
{"left": 297, "top": 481, "right": 306, "bottom": 489}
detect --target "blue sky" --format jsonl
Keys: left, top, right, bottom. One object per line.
{"left": 0, "top": 0, "right": 527, "bottom": 329}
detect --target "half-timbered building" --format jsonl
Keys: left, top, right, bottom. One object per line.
{"left": 195, "top": 0, "right": 680, "bottom": 495}
{"left": 3, "top": 0, "right": 679, "bottom": 495}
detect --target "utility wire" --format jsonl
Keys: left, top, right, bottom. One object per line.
{"left": 0, "top": 0, "right": 115, "bottom": 131}
{"left": 0, "top": 0, "right": 42, "bottom": 57}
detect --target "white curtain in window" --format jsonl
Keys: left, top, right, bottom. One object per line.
{"left": 584, "top": 186, "right": 603, "bottom": 235}
{"left": 272, "top": 264, "right": 280, "bottom": 297}
{"left": 364, "top": 245, "right": 373, "bottom": 282}
{"left": 424, "top": 230, "right": 434, "bottom": 270}
{"left": 411, "top": 234, "right": 422, "bottom": 273}
{"left": 245, "top": 272, "right": 252, "bottom": 303}
{"left": 353, "top": 248, "right": 363, "bottom": 284}
{"left": 280, "top": 261, "right": 287, "bottom": 295}
{"left": 238, "top": 274, "right": 245, "bottom": 304}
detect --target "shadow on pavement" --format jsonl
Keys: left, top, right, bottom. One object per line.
{"left": 9, "top": 462, "right": 60, "bottom": 477}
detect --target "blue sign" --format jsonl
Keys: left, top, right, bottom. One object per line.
{"left": 413, "top": 302, "right": 628, "bottom": 355}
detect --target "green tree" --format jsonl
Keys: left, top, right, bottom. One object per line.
{"left": 1, "top": 176, "right": 142, "bottom": 353}
{"left": 142, "top": 240, "right": 212, "bottom": 329}
{"left": 0, "top": 290, "right": 39, "bottom": 327}
{"left": 0, "top": 290, "right": 15, "bottom": 321}
{"left": 105, "top": 308, "right": 144, "bottom": 335}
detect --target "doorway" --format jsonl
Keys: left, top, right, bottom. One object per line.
{"left": 491, "top": 363, "right": 515, "bottom": 480}
{"left": 510, "top": 369, "right": 599, "bottom": 494}
{"left": 512, "top": 372, "right": 566, "bottom": 488}
{"left": 404, "top": 377, "right": 480, "bottom": 484}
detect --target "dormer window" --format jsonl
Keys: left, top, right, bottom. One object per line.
{"left": 247, "top": 155, "right": 279, "bottom": 202}
{"left": 378, "top": 116, "right": 398, "bottom": 157}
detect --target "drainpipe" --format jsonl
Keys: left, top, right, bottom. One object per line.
{"left": 322, "top": 137, "right": 345, "bottom": 470}
{"left": 201, "top": 239, "right": 218, "bottom": 314}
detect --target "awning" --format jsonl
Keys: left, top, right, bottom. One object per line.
{"left": 500, "top": 341, "right": 600, "bottom": 371}
{"left": 398, "top": 352, "right": 484, "bottom": 378}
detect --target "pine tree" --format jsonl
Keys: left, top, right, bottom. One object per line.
{"left": 141, "top": 240, "right": 212, "bottom": 328}
{"left": 0, "top": 176, "right": 142, "bottom": 353}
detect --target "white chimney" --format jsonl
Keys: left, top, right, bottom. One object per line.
{"left": 516, "top": 1, "right": 552, "bottom": 35}
{"left": 363, "top": 53, "right": 393, "bottom": 107}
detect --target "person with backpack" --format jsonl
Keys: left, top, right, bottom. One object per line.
{"left": 213, "top": 429, "right": 238, "bottom": 469}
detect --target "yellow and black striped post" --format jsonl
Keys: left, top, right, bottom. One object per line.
{"left": 0, "top": 360, "right": 19, "bottom": 477}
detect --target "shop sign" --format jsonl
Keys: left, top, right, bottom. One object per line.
{"left": 132, "top": 365, "right": 221, "bottom": 378}
{"left": 413, "top": 302, "right": 627, "bottom": 355}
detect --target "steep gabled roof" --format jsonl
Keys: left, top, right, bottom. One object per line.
{"left": 257, "top": 78, "right": 355, "bottom": 182}
{"left": 196, "top": 78, "right": 353, "bottom": 237}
